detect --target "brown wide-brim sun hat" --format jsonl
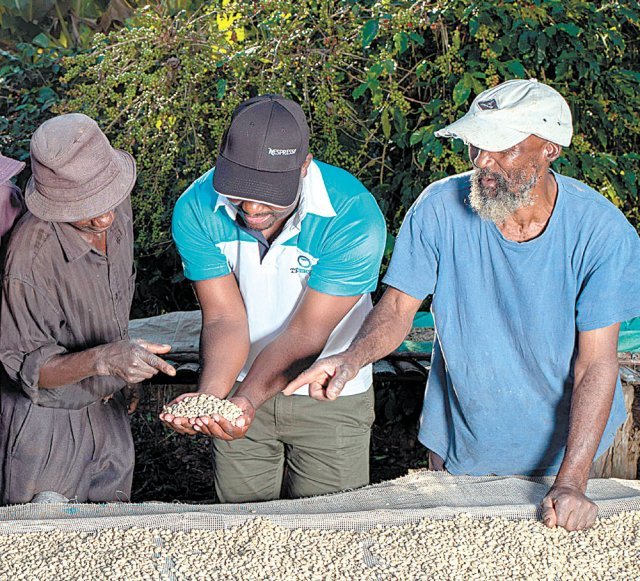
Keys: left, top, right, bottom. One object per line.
{"left": 25, "top": 113, "right": 137, "bottom": 222}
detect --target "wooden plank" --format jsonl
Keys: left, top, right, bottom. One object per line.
{"left": 373, "top": 360, "right": 397, "bottom": 377}
{"left": 620, "top": 366, "right": 640, "bottom": 385}
{"left": 618, "top": 353, "right": 640, "bottom": 367}
{"left": 393, "top": 360, "right": 426, "bottom": 379}
{"left": 592, "top": 383, "right": 640, "bottom": 479}
{"left": 389, "top": 351, "right": 432, "bottom": 360}
{"left": 415, "top": 359, "right": 431, "bottom": 373}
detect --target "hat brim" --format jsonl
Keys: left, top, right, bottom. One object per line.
{"left": 435, "top": 114, "right": 530, "bottom": 152}
{"left": 0, "top": 155, "right": 26, "bottom": 183}
{"left": 213, "top": 155, "right": 300, "bottom": 208}
{"left": 25, "top": 149, "right": 136, "bottom": 222}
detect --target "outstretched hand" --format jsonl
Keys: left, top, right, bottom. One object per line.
{"left": 283, "top": 354, "right": 360, "bottom": 400}
{"left": 160, "top": 394, "right": 255, "bottom": 440}
{"left": 541, "top": 483, "right": 598, "bottom": 531}
{"left": 98, "top": 339, "right": 176, "bottom": 384}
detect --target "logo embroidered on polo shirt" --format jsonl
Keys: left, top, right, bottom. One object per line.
{"left": 290, "top": 254, "right": 313, "bottom": 274}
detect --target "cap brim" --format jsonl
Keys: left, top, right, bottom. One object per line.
{"left": 435, "top": 114, "right": 530, "bottom": 152}
{"left": 213, "top": 155, "right": 300, "bottom": 208}
{"left": 25, "top": 149, "right": 136, "bottom": 222}
{"left": 0, "top": 155, "right": 26, "bottom": 183}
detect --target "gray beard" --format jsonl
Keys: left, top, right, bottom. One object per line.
{"left": 469, "top": 169, "right": 537, "bottom": 224}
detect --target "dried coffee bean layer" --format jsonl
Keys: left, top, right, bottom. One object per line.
{"left": 162, "top": 394, "right": 243, "bottom": 422}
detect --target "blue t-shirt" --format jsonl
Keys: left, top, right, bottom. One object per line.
{"left": 384, "top": 171, "right": 640, "bottom": 476}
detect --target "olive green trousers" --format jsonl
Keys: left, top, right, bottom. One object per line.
{"left": 213, "top": 384, "right": 374, "bottom": 503}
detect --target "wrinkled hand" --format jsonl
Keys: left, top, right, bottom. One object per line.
{"left": 541, "top": 483, "right": 598, "bottom": 531}
{"left": 97, "top": 339, "right": 176, "bottom": 384}
{"left": 282, "top": 354, "right": 360, "bottom": 400}
{"left": 159, "top": 393, "right": 255, "bottom": 440}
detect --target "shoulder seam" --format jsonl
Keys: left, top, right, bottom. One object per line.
{"left": 3, "top": 275, "right": 61, "bottom": 315}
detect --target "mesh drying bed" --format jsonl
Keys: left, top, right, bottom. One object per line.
{"left": 3, "top": 473, "right": 640, "bottom": 580}
{"left": 2, "top": 471, "right": 640, "bottom": 534}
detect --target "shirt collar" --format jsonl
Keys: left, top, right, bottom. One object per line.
{"left": 52, "top": 206, "right": 127, "bottom": 262}
{"left": 213, "top": 160, "right": 336, "bottom": 227}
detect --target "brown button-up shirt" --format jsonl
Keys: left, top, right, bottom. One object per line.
{"left": 0, "top": 198, "right": 135, "bottom": 409}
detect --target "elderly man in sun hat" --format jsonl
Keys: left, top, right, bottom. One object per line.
{"left": 286, "top": 79, "right": 640, "bottom": 531}
{"left": 0, "top": 153, "right": 26, "bottom": 247}
{"left": 0, "top": 113, "right": 176, "bottom": 505}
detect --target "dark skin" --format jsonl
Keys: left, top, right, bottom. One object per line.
{"left": 284, "top": 136, "right": 621, "bottom": 532}
{"left": 38, "top": 208, "right": 176, "bottom": 408}
{"left": 160, "top": 154, "right": 362, "bottom": 439}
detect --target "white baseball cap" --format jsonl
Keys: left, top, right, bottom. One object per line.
{"left": 435, "top": 79, "right": 573, "bottom": 152}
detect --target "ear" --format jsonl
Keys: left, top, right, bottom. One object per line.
{"left": 300, "top": 153, "right": 313, "bottom": 178}
{"left": 543, "top": 142, "right": 562, "bottom": 163}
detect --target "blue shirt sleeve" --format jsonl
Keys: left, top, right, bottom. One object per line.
{"left": 308, "top": 195, "right": 386, "bottom": 296}
{"left": 383, "top": 194, "right": 440, "bottom": 299}
{"left": 172, "top": 173, "right": 231, "bottom": 282}
{"left": 576, "top": 218, "right": 640, "bottom": 331}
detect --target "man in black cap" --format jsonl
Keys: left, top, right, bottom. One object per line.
{"left": 0, "top": 114, "right": 176, "bottom": 504}
{"left": 164, "top": 95, "right": 386, "bottom": 502}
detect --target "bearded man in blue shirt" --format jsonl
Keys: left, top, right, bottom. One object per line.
{"left": 286, "top": 79, "right": 640, "bottom": 532}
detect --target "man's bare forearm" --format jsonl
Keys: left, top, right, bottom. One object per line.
{"left": 345, "top": 288, "right": 420, "bottom": 368}
{"left": 38, "top": 347, "right": 104, "bottom": 388}
{"left": 555, "top": 359, "right": 619, "bottom": 490}
{"left": 198, "top": 318, "right": 250, "bottom": 398}
{"left": 237, "top": 330, "right": 329, "bottom": 408}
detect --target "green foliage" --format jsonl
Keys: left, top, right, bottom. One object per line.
{"left": 2, "top": 0, "right": 638, "bottom": 315}
{"left": 0, "top": 43, "right": 66, "bottom": 172}
{"left": 0, "top": 0, "right": 133, "bottom": 49}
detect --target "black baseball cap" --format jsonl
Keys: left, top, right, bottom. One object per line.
{"left": 213, "top": 95, "right": 310, "bottom": 208}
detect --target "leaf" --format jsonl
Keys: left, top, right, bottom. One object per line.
{"left": 394, "top": 31, "right": 408, "bottom": 55}
{"left": 518, "top": 30, "right": 534, "bottom": 54}
{"left": 462, "top": 72, "right": 474, "bottom": 89}
{"left": 453, "top": 79, "right": 471, "bottom": 106}
{"left": 369, "top": 63, "right": 384, "bottom": 76}
{"left": 32, "top": 33, "right": 50, "bottom": 48}
{"left": 352, "top": 82, "right": 368, "bottom": 100}
{"left": 469, "top": 17, "right": 480, "bottom": 36}
{"left": 409, "top": 128, "right": 425, "bottom": 146}
{"left": 361, "top": 19, "right": 379, "bottom": 49}
{"left": 409, "top": 32, "right": 425, "bottom": 46}
{"left": 423, "top": 99, "right": 441, "bottom": 116}
{"left": 381, "top": 108, "right": 391, "bottom": 140}
{"left": 36, "top": 86, "right": 56, "bottom": 103}
{"left": 506, "top": 60, "right": 526, "bottom": 78}
{"left": 384, "top": 232, "right": 395, "bottom": 257}
{"left": 556, "top": 23, "right": 582, "bottom": 37}
{"left": 98, "top": 0, "right": 134, "bottom": 33}
{"left": 535, "top": 34, "right": 548, "bottom": 64}
{"left": 216, "top": 78, "right": 226, "bottom": 100}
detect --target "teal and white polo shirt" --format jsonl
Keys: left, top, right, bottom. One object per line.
{"left": 172, "top": 160, "right": 386, "bottom": 396}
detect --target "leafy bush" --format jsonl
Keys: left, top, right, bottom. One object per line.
{"left": 0, "top": 0, "right": 133, "bottom": 49}
{"left": 0, "top": 43, "right": 66, "bottom": 173}
{"left": 3, "top": 0, "right": 638, "bottom": 315}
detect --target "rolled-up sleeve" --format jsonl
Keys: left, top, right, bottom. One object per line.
{"left": 0, "top": 277, "right": 65, "bottom": 396}
{"left": 0, "top": 277, "right": 124, "bottom": 409}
